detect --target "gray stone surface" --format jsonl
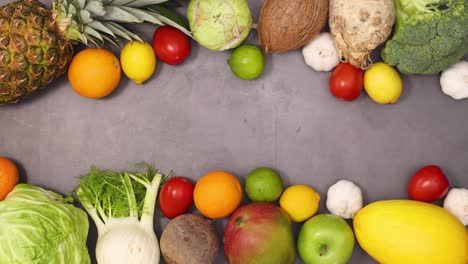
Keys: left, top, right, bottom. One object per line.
{"left": 1, "top": 0, "right": 467, "bottom": 263}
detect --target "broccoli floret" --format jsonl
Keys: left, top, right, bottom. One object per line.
{"left": 381, "top": 0, "right": 468, "bottom": 75}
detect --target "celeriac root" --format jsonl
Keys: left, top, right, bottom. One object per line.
{"left": 329, "top": 0, "right": 395, "bottom": 69}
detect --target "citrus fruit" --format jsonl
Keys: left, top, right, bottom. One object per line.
{"left": 279, "top": 184, "right": 320, "bottom": 222}
{"left": 120, "top": 41, "right": 156, "bottom": 84}
{"left": 364, "top": 62, "right": 403, "bottom": 104}
{"left": 228, "top": 44, "right": 265, "bottom": 80}
{"left": 68, "top": 48, "right": 121, "bottom": 99}
{"left": 193, "top": 171, "right": 243, "bottom": 219}
{"left": 0, "top": 157, "right": 19, "bottom": 200}
{"left": 245, "top": 167, "right": 283, "bottom": 202}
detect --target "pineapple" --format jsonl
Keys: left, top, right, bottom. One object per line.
{"left": 0, "top": 0, "right": 190, "bottom": 104}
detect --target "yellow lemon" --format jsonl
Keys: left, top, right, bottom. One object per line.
{"left": 279, "top": 184, "right": 320, "bottom": 222}
{"left": 120, "top": 41, "right": 156, "bottom": 84}
{"left": 364, "top": 62, "right": 403, "bottom": 104}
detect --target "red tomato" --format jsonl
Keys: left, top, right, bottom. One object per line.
{"left": 408, "top": 165, "right": 450, "bottom": 202}
{"left": 329, "top": 63, "right": 364, "bottom": 101}
{"left": 159, "top": 176, "right": 194, "bottom": 219}
{"left": 152, "top": 26, "right": 191, "bottom": 65}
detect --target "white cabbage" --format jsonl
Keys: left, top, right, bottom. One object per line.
{"left": 0, "top": 184, "right": 90, "bottom": 264}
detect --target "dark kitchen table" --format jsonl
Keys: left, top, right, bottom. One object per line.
{"left": 1, "top": 0, "right": 467, "bottom": 263}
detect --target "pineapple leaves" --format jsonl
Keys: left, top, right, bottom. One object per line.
{"left": 149, "top": 11, "right": 191, "bottom": 35}
{"left": 67, "top": 26, "right": 88, "bottom": 44}
{"left": 84, "top": 26, "right": 104, "bottom": 42}
{"left": 106, "top": 22, "right": 143, "bottom": 41}
{"left": 104, "top": 23, "right": 136, "bottom": 41}
{"left": 126, "top": 0, "right": 169, "bottom": 7}
{"left": 100, "top": 35, "right": 120, "bottom": 48}
{"left": 80, "top": 10, "right": 93, "bottom": 24}
{"left": 87, "top": 21, "right": 116, "bottom": 38}
{"left": 73, "top": 0, "right": 86, "bottom": 9}
{"left": 54, "top": 0, "right": 192, "bottom": 47}
{"left": 147, "top": 4, "right": 189, "bottom": 30}
{"left": 109, "top": 0, "right": 136, "bottom": 5}
{"left": 85, "top": 1, "right": 106, "bottom": 16}
{"left": 102, "top": 6, "right": 143, "bottom": 22}
{"left": 68, "top": 3, "right": 78, "bottom": 15}
{"left": 121, "top": 7, "right": 163, "bottom": 25}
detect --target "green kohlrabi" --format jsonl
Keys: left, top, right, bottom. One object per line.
{"left": 187, "top": 0, "right": 253, "bottom": 51}
{"left": 0, "top": 184, "right": 91, "bottom": 264}
{"left": 74, "top": 164, "right": 171, "bottom": 264}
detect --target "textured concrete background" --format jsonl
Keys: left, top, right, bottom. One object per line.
{"left": 1, "top": 0, "right": 467, "bottom": 263}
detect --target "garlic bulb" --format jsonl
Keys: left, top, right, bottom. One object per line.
{"left": 440, "top": 60, "right": 468, "bottom": 100}
{"left": 443, "top": 188, "right": 468, "bottom": 226}
{"left": 302, "top": 32, "right": 340, "bottom": 72}
{"left": 326, "top": 179, "right": 363, "bottom": 219}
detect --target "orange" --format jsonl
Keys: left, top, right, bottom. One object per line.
{"left": 0, "top": 157, "right": 19, "bottom": 201}
{"left": 68, "top": 48, "right": 121, "bottom": 99}
{"left": 194, "top": 171, "right": 243, "bottom": 219}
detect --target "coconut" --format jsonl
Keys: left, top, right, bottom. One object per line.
{"left": 160, "top": 214, "right": 219, "bottom": 264}
{"left": 258, "top": 0, "right": 329, "bottom": 54}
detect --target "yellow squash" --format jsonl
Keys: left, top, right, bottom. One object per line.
{"left": 353, "top": 200, "right": 468, "bottom": 264}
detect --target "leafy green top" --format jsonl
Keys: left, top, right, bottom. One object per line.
{"left": 74, "top": 164, "right": 171, "bottom": 233}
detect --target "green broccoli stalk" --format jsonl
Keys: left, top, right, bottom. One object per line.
{"left": 381, "top": 0, "right": 468, "bottom": 75}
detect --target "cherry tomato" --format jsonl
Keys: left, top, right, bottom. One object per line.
{"left": 408, "top": 165, "right": 450, "bottom": 202}
{"left": 152, "top": 26, "right": 191, "bottom": 65}
{"left": 329, "top": 63, "right": 364, "bottom": 101}
{"left": 159, "top": 176, "right": 194, "bottom": 219}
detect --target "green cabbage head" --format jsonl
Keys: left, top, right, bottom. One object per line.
{"left": 0, "top": 184, "right": 91, "bottom": 264}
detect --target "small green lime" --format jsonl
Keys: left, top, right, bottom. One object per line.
{"left": 228, "top": 44, "right": 265, "bottom": 80}
{"left": 245, "top": 167, "right": 284, "bottom": 202}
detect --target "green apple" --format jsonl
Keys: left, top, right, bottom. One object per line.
{"left": 297, "top": 214, "right": 355, "bottom": 264}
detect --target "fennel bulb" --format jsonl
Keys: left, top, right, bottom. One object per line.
{"left": 74, "top": 164, "right": 170, "bottom": 264}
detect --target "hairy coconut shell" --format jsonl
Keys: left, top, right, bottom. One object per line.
{"left": 160, "top": 214, "right": 219, "bottom": 264}
{"left": 258, "top": 0, "right": 329, "bottom": 54}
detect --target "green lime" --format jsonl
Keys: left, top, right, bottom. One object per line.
{"left": 228, "top": 44, "right": 265, "bottom": 80}
{"left": 245, "top": 167, "right": 283, "bottom": 202}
